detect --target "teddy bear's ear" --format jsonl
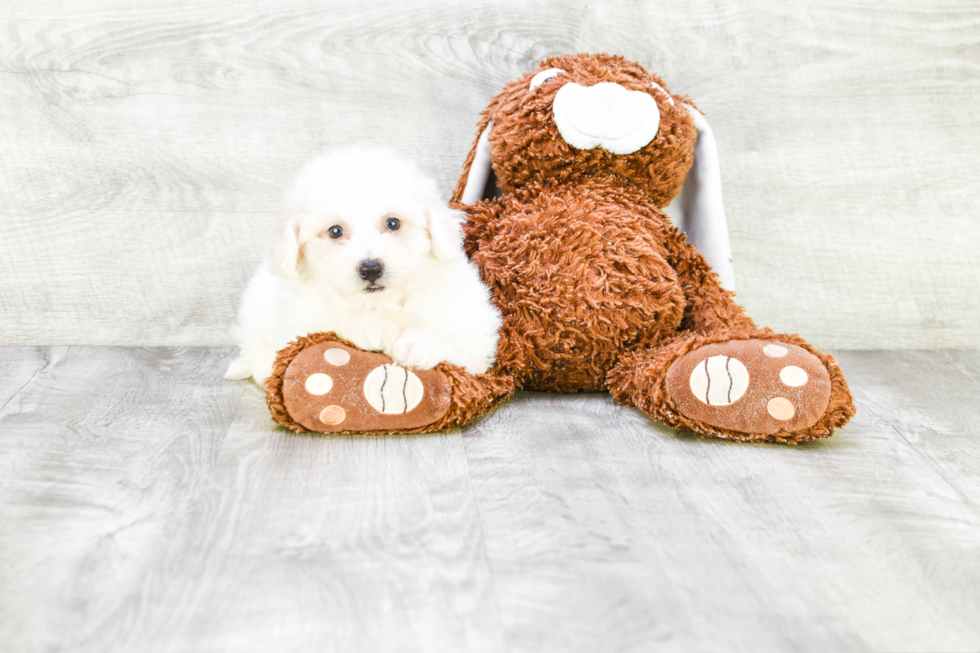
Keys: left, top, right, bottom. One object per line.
{"left": 452, "top": 116, "right": 500, "bottom": 206}
{"left": 664, "top": 105, "right": 736, "bottom": 291}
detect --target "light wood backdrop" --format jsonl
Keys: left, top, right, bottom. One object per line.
{"left": 1, "top": 0, "right": 978, "bottom": 348}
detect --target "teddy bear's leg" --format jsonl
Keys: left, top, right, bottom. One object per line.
{"left": 607, "top": 329, "right": 855, "bottom": 443}
{"left": 607, "top": 227, "right": 854, "bottom": 443}
{"left": 265, "top": 332, "right": 515, "bottom": 434}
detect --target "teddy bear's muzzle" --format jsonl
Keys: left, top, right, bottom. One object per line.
{"left": 552, "top": 82, "right": 661, "bottom": 155}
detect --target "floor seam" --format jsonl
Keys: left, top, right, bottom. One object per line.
{"left": 0, "top": 346, "right": 58, "bottom": 415}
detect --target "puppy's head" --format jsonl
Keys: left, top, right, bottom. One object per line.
{"left": 267, "top": 145, "right": 463, "bottom": 296}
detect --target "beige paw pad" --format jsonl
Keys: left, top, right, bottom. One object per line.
{"left": 324, "top": 348, "right": 350, "bottom": 365}
{"left": 319, "top": 405, "right": 346, "bottom": 425}
{"left": 766, "top": 397, "right": 795, "bottom": 421}
{"left": 363, "top": 364, "right": 425, "bottom": 415}
{"left": 304, "top": 373, "right": 333, "bottom": 395}
{"left": 689, "top": 355, "right": 749, "bottom": 406}
{"left": 779, "top": 365, "right": 808, "bottom": 387}
{"left": 764, "top": 344, "right": 788, "bottom": 358}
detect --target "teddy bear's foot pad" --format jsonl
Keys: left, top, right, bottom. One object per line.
{"left": 281, "top": 340, "right": 451, "bottom": 433}
{"left": 665, "top": 339, "right": 832, "bottom": 436}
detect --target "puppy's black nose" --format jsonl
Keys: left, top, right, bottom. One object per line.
{"left": 358, "top": 259, "right": 384, "bottom": 282}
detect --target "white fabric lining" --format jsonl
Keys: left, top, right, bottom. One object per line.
{"left": 664, "top": 105, "right": 735, "bottom": 290}
{"left": 529, "top": 68, "right": 565, "bottom": 91}
{"left": 650, "top": 81, "right": 675, "bottom": 106}
{"left": 460, "top": 122, "right": 494, "bottom": 205}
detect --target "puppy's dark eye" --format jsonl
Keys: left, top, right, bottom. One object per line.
{"left": 385, "top": 217, "right": 401, "bottom": 231}
{"left": 326, "top": 225, "right": 344, "bottom": 239}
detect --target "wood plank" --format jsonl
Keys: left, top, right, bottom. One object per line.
{"left": 0, "top": 346, "right": 47, "bottom": 408}
{"left": 834, "top": 350, "right": 980, "bottom": 513}
{"left": 0, "top": 346, "right": 246, "bottom": 653}
{"left": 136, "top": 384, "right": 505, "bottom": 653}
{"left": 0, "top": 347, "right": 504, "bottom": 652}
{"left": 463, "top": 352, "right": 980, "bottom": 652}
{"left": 1, "top": 0, "right": 979, "bottom": 347}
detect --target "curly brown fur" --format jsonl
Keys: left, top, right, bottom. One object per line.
{"left": 265, "top": 332, "right": 515, "bottom": 435}
{"left": 450, "top": 52, "right": 855, "bottom": 442}
{"left": 465, "top": 180, "right": 689, "bottom": 391}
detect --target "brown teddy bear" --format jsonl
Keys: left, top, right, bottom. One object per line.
{"left": 266, "top": 53, "right": 855, "bottom": 444}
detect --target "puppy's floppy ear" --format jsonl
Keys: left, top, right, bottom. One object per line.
{"left": 426, "top": 204, "right": 465, "bottom": 262}
{"left": 265, "top": 207, "right": 304, "bottom": 280}
{"left": 664, "top": 104, "right": 735, "bottom": 291}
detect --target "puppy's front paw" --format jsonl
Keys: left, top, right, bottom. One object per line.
{"left": 343, "top": 323, "right": 401, "bottom": 354}
{"left": 391, "top": 329, "right": 446, "bottom": 370}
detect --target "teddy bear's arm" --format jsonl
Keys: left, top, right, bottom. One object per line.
{"left": 661, "top": 223, "right": 756, "bottom": 335}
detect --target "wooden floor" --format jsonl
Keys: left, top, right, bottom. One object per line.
{"left": 1, "top": 347, "right": 979, "bottom": 653}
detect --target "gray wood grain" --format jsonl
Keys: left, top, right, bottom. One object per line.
{"left": 0, "top": 347, "right": 47, "bottom": 408}
{"left": 2, "top": 346, "right": 980, "bottom": 652}
{"left": 0, "top": 347, "right": 504, "bottom": 653}
{"left": 460, "top": 351, "right": 980, "bottom": 653}
{"left": 135, "top": 384, "right": 505, "bottom": 653}
{"left": 1, "top": 0, "right": 979, "bottom": 348}
{"left": 834, "top": 350, "right": 980, "bottom": 517}
{"left": 0, "top": 347, "right": 246, "bottom": 653}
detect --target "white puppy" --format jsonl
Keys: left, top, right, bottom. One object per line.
{"left": 226, "top": 145, "right": 501, "bottom": 384}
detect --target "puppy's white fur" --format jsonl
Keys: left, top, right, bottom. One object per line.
{"left": 227, "top": 145, "right": 501, "bottom": 384}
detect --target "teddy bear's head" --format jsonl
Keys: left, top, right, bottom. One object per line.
{"left": 454, "top": 53, "right": 736, "bottom": 291}
{"left": 455, "top": 53, "right": 699, "bottom": 207}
